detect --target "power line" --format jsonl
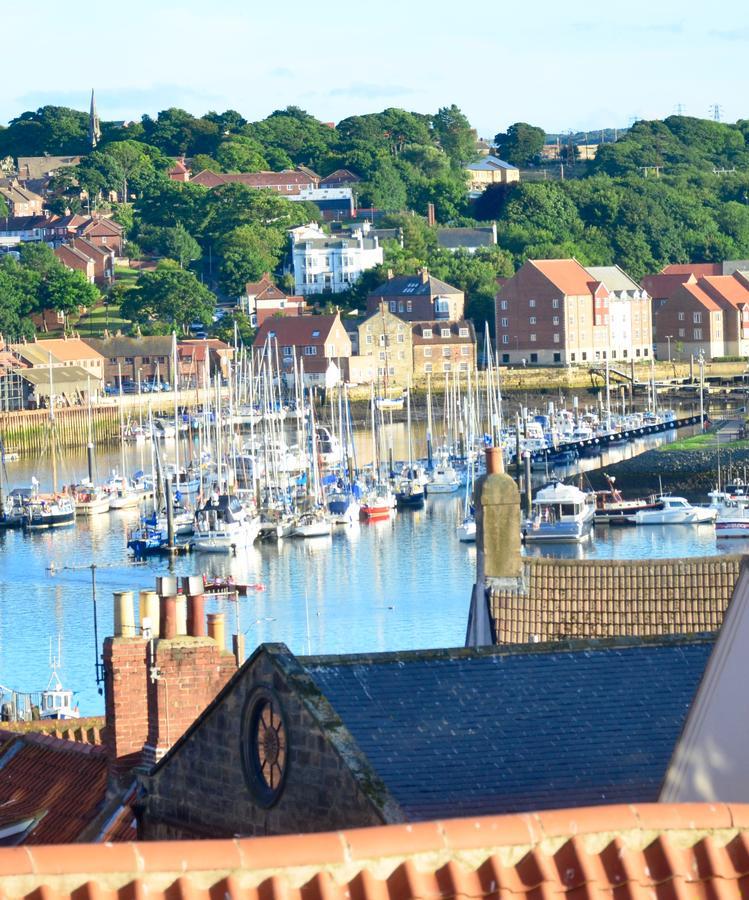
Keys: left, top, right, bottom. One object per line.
{"left": 709, "top": 104, "right": 723, "bottom": 122}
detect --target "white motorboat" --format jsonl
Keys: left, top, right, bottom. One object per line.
{"left": 152, "top": 418, "right": 176, "bottom": 439}
{"left": 192, "top": 493, "right": 261, "bottom": 552}
{"left": 105, "top": 474, "right": 149, "bottom": 510}
{"left": 708, "top": 488, "right": 749, "bottom": 537}
{"left": 522, "top": 481, "right": 596, "bottom": 543}
{"left": 427, "top": 458, "right": 461, "bottom": 494}
{"left": 292, "top": 511, "right": 333, "bottom": 538}
{"left": 630, "top": 496, "right": 717, "bottom": 526}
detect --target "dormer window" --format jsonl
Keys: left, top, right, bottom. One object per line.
{"left": 459, "top": 327, "right": 469, "bottom": 337}
{"left": 423, "top": 328, "right": 432, "bottom": 338}
{"left": 441, "top": 328, "right": 450, "bottom": 338}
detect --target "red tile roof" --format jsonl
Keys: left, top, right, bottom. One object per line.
{"left": 2, "top": 804, "right": 749, "bottom": 897}
{"left": 662, "top": 262, "right": 722, "bottom": 276}
{"left": 529, "top": 259, "right": 599, "bottom": 296}
{"left": 0, "top": 731, "right": 109, "bottom": 844}
{"left": 253, "top": 314, "right": 340, "bottom": 349}
{"left": 700, "top": 274, "right": 749, "bottom": 308}
{"left": 681, "top": 281, "right": 722, "bottom": 311}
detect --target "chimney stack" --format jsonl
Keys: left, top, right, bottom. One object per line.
{"left": 421, "top": 267, "right": 429, "bottom": 284}
{"left": 465, "top": 447, "right": 522, "bottom": 648}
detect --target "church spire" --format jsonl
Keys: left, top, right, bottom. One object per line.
{"left": 89, "top": 89, "right": 101, "bottom": 148}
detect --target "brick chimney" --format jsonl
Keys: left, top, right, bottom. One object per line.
{"left": 103, "top": 577, "right": 237, "bottom": 772}
{"left": 420, "top": 267, "right": 429, "bottom": 284}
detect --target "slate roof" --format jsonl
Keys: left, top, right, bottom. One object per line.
{"left": 253, "top": 314, "right": 340, "bottom": 349}
{"left": 411, "top": 320, "right": 475, "bottom": 344}
{"left": 490, "top": 555, "right": 740, "bottom": 644}
{"left": 4, "top": 804, "right": 749, "bottom": 898}
{"left": 662, "top": 262, "right": 722, "bottom": 277}
{"left": 585, "top": 264, "right": 642, "bottom": 294}
{"left": 86, "top": 336, "right": 174, "bottom": 358}
{"left": 367, "top": 271, "right": 461, "bottom": 299}
{"left": 302, "top": 635, "right": 713, "bottom": 819}
{"left": 465, "top": 154, "right": 518, "bottom": 172}
{"left": 642, "top": 271, "right": 696, "bottom": 300}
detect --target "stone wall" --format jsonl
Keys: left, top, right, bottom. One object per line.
{"left": 140, "top": 647, "right": 389, "bottom": 839}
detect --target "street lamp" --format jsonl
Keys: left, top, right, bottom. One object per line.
{"left": 666, "top": 335, "right": 673, "bottom": 364}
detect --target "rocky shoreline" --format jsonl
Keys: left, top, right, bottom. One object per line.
{"left": 586, "top": 447, "right": 749, "bottom": 501}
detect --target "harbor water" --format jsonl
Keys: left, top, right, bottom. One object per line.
{"left": 0, "top": 419, "right": 736, "bottom": 715}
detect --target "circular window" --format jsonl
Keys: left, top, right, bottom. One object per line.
{"left": 241, "top": 687, "right": 288, "bottom": 807}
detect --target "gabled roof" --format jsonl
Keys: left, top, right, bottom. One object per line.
{"left": 0, "top": 731, "right": 110, "bottom": 844}
{"left": 253, "top": 314, "right": 340, "bottom": 348}
{"left": 55, "top": 243, "right": 94, "bottom": 266}
{"left": 465, "top": 154, "right": 518, "bottom": 172}
{"left": 71, "top": 236, "right": 114, "bottom": 260}
{"left": 245, "top": 274, "right": 287, "bottom": 300}
{"left": 0, "top": 215, "right": 49, "bottom": 232}
{"left": 46, "top": 214, "right": 89, "bottom": 229}
{"left": 303, "top": 634, "right": 713, "bottom": 818}
{"left": 3, "top": 803, "right": 749, "bottom": 898}
{"left": 681, "top": 281, "right": 721, "bottom": 311}
{"left": 529, "top": 258, "right": 598, "bottom": 296}
{"left": 320, "top": 168, "right": 361, "bottom": 185}
{"left": 642, "top": 271, "right": 696, "bottom": 300}
{"left": 700, "top": 274, "right": 749, "bottom": 308}
{"left": 189, "top": 169, "right": 226, "bottom": 187}
{"left": 81, "top": 217, "right": 123, "bottom": 236}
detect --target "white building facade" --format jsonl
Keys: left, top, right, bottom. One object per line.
{"left": 289, "top": 223, "right": 383, "bottom": 297}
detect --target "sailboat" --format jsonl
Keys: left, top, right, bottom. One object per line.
{"left": 25, "top": 359, "right": 75, "bottom": 530}
{"left": 395, "top": 386, "right": 425, "bottom": 510}
{"left": 360, "top": 384, "right": 396, "bottom": 520}
{"left": 69, "top": 384, "right": 109, "bottom": 515}
{"left": 292, "top": 378, "right": 332, "bottom": 538}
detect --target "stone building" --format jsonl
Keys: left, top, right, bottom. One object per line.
{"left": 411, "top": 320, "right": 476, "bottom": 378}
{"left": 356, "top": 304, "right": 413, "bottom": 385}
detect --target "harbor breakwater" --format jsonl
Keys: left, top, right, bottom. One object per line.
{"left": 586, "top": 446, "right": 749, "bottom": 501}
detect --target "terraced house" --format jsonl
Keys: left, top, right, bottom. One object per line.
{"left": 495, "top": 259, "right": 652, "bottom": 366}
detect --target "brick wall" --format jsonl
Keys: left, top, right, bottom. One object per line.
{"left": 103, "top": 637, "right": 149, "bottom": 767}
{"left": 140, "top": 648, "right": 388, "bottom": 839}
{"left": 144, "top": 637, "right": 236, "bottom": 765}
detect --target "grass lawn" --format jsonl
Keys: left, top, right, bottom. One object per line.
{"left": 660, "top": 431, "right": 749, "bottom": 452}
{"left": 74, "top": 301, "right": 132, "bottom": 338}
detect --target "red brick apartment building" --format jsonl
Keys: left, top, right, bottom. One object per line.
{"left": 495, "top": 259, "right": 652, "bottom": 365}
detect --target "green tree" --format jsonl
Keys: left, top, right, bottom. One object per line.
{"left": 432, "top": 105, "right": 476, "bottom": 165}
{"left": 215, "top": 136, "right": 268, "bottom": 172}
{"left": 493, "top": 122, "right": 546, "bottom": 166}
{"left": 359, "top": 159, "right": 407, "bottom": 210}
{"left": 215, "top": 225, "right": 286, "bottom": 296}
{"left": 0, "top": 105, "right": 89, "bottom": 156}
{"left": 123, "top": 263, "right": 215, "bottom": 333}
{"left": 162, "top": 224, "right": 202, "bottom": 268}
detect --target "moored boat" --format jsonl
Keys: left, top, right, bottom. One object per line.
{"left": 522, "top": 481, "right": 596, "bottom": 543}
{"left": 629, "top": 496, "right": 717, "bottom": 526}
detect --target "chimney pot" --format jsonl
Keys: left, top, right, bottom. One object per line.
{"left": 485, "top": 446, "right": 503, "bottom": 475}
{"left": 113, "top": 590, "right": 136, "bottom": 638}
{"left": 156, "top": 575, "right": 177, "bottom": 596}
{"left": 181, "top": 575, "right": 204, "bottom": 596}
{"left": 139, "top": 590, "right": 160, "bottom": 636}
{"left": 207, "top": 612, "right": 226, "bottom": 650}
{"left": 176, "top": 595, "right": 188, "bottom": 636}
{"left": 158, "top": 576, "right": 178, "bottom": 640}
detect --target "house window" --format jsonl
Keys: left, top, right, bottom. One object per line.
{"left": 553, "top": 333, "right": 560, "bottom": 343}
{"left": 424, "top": 363, "right": 432, "bottom": 373}
{"left": 553, "top": 352, "right": 561, "bottom": 363}
{"left": 570, "top": 352, "right": 576, "bottom": 362}
{"left": 636, "top": 348, "right": 641, "bottom": 357}
{"left": 502, "top": 353, "right": 510, "bottom": 363}
{"left": 644, "top": 348, "right": 649, "bottom": 356}
{"left": 529, "top": 299, "right": 536, "bottom": 308}
{"left": 623, "top": 349, "right": 628, "bottom": 358}
{"left": 678, "top": 312, "right": 685, "bottom": 321}
{"left": 443, "top": 362, "right": 452, "bottom": 372}
{"left": 379, "top": 351, "right": 386, "bottom": 360}
{"left": 678, "top": 328, "right": 685, "bottom": 337}
{"left": 459, "top": 327, "right": 469, "bottom": 337}
{"left": 398, "top": 302, "right": 405, "bottom": 313}
{"left": 552, "top": 316, "right": 560, "bottom": 325}
{"left": 442, "top": 347, "right": 450, "bottom": 357}
{"left": 423, "top": 347, "right": 432, "bottom": 357}
{"left": 441, "top": 328, "right": 450, "bottom": 338}
{"left": 501, "top": 317, "right": 509, "bottom": 327}
{"left": 389, "top": 301, "right": 397, "bottom": 312}
{"left": 693, "top": 312, "right": 702, "bottom": 324}
{"left": 612, "top": 350, "right": 617, "bottom": 358}
{"left": 423, "top": 328, "right": 432, "bottom": 338}
{"left": 500, "top": 300, "right": 508, "bottom": 310}
{"left": 459, "top": 362, "right": 468, "bottom": 371}
{"left": 552, "top": 298, "right": 559, "bottom": 309}
{"left": 529, "top": 316, "right": 536, "bottom": 325}
{"left": 303, "top": 346, "right": 317, "bottom": 355}
{"left": 406, "top": 301, "right": 412, "bottom": 312}
{"left": 530, "top": 333, "right": 537, "bottom": 342}
{"left": 502, "top": 335, "right": 509, "bottom": 344}
{"left": 282, "top": 346, "right": 293, "bottom": 358}
{"left": 530, "top": 353, "right": 538, "bottom": 363}
{"left": 461, "top": 346, "right": 470, "bottom": 356}
{"left": 693, "top": 328, "right": 703, "bottom": 340}
{"left": 366, "top": 334, "right": 373, "bottom": 344}
{"left": 397, "top": 333, "right": 405, "bottom": 343}
{"left": 125, "top": 357, "right": 134, "bottom": 364}
{"left": 582, "top": 352, "right": 587, "bottom": 361}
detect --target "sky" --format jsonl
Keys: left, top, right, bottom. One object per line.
{"left": 1, "top": 0, "right": 746, "bottom": 137}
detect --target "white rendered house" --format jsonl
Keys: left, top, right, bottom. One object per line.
{"left": 289, "top": 223, "right": 383, "bottom": 296}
